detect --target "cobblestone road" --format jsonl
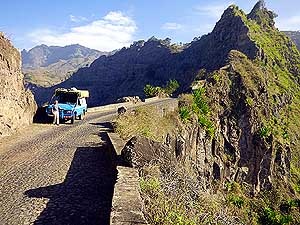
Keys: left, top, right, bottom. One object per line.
{"left": 0, "top": 111, "right": 117, "bottom": 225}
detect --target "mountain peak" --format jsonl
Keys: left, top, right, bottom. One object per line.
{"left": 251, "top": 0, "right": 266, "bottom": 11}
{"left": 221, "top": 4, "right": 245, "bottom": 18}
{"left": 248, "top": 0, "right": 277, "bottom": 28}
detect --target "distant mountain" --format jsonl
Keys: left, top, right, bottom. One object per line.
{"left": 21, "top": 44, "right": 109, "bottom": 87}
{"left": 284, "top": 31, "right": 300, "bottom": 50}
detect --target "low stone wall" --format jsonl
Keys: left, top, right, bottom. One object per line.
{"left": 88, "top": 97, "right": 178, "bottom": 114}
{"left": 108, "top": 132, "right": 148, "bottom": 225}
{"left": 105, "top": 98, "right": 178, "bottom": 224}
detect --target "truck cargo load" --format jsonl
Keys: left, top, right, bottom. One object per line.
{"left": 55, "top": 88, "right": 90, "bottom": 98}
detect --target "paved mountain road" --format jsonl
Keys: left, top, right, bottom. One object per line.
{"left": 0, "top": 98, "right": 176, "bottom": 225}
{"left": 0, "top": 110, "right": 118, "bottom": 225}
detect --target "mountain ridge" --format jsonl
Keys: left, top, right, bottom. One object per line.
{"left": 30, "top": 3, "right": 273, "bottom": 106}
{"left": 22, "top": 44, "right": 110, "bottom": 87}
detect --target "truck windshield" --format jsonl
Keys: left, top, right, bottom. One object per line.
{"left": 55, "top": 93, "right": 78, "bottom": 104}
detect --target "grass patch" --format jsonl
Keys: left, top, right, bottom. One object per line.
{"left": 113, "top": 106, "right": 178, "bottom": 142}
{"left": 178, "top": 88, "right": 216, "bottom": 139}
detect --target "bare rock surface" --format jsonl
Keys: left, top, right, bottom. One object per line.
{"left": 0, "top": 33, "right": 37, "bottom": 137}
{"left": 121, "top": 136, "right": 175, "bottom": 170}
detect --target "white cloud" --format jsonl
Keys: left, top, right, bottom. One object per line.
{"left": 276, "top": 16, "right": 300, "bottom": 31}
{"left": 28, "top": 11, "right": 137, "bottom": 51}
{"left": 161, "top": 22, "right": 183, "bottom": 30}
{"left": 69, "top": 15, "right": 88, "bottom": 23}
{"left": 194, "top": 2, "right": 234, "bottom": 18}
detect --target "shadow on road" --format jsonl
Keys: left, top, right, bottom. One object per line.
{"left": 33, "top": 107, "right": 53, "bottom": 124}
{"left": 24, "top": 134, "right": 117, "bottom": 225}
{"left": 89, "top": 122, "right": 113, "bottom": 132}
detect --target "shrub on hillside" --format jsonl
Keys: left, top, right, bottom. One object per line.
{"left": 144, "top": 79, "right": 180, "bottom": 98}
{"left": 165, "top": 79, "right": 180, "bottom": 95}
{"left": 144, "top": 84, "right": 161, "bottom": 97}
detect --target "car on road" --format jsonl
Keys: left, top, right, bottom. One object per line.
{"left": 46, "top": 88, "right": 89, "bottom": 124}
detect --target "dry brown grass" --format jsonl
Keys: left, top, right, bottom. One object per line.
{"left": 139, "top": 162, "right": 249, "bottom": 225}
{"left": 113, "top": 106, "right": 178, "bottom": 142}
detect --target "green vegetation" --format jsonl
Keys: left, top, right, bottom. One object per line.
{"left": 140, "top": 177, "right": 161, "bottom": 195}
{"left": 179, "top": 106, "right": 191, "bottom": 122}
{"left": 260, "top": 207, "right": 292, "bottom": 225}
{"left": 245, "top": 97, "right": 254, "bottom": 107}
{"left": 227, "top": 195, "right": 245, "bottom": 208}
{"left": 144, "top": 79, "right": 180, "bottom": 97}
{"left": 144, "top": 84, "right": 162, "bottom": 98}
{"left": 259, "top": 126, "right": 271, "bottom": 138}
{"left": 165, "top": 79, "right": 180, "bottom": 95}
{"left": 212, "top": 73, "right": 220, "bottom": 82}
{"left": 179, "top": 88, "right": 215, "bottom": 138}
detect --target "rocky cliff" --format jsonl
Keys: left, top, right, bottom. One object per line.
{"left": 0, "top": 33, "right": 37, "bottom": 137}
{"left": 22, "top": 44, "right": 108, "bottom": 87}
{"left": 176, "top": 2, "right": 300, "bottom": 193}
{"left": 115, "top": 1, "right": 300, "bottom": 223}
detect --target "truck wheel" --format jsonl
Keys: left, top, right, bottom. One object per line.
{"left": 79, "top": 113, "right": 84, "bottom": 120}
{"left": 71, "top": 115, "right": 75, "bottom": 124}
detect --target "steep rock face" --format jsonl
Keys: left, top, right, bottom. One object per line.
{"left": 120, "top": 3, "right": 300, "bottom": 196}
{"left": 181, "top": 5, "right": 259, "bottom": 71}
{"left": 174, "top": 3, "right": 300, "bottom": 194}
{"left": 247, "top": 0, "right": 276, "bottom": 28}
{"left": 0, "top": 33, "right": 37, "bottom": 137}
{"left": 177, "top": 51, "right": 293, "bottom": 194}
{"left": 22, "top": 44, "right": 107, "bottom": 87}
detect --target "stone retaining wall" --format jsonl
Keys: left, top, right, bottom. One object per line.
{"left": 108, "top": 132, "right": 148, "bottom": 225}
{"left": 88, "top": 97, "right": 177, "bottom": 113}
{"left": 106, "top": 97, "right": 178, "bottom": 224}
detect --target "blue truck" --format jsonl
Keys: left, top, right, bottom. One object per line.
{"left": 46, "top": 88, "right": 89, "bottom": 124}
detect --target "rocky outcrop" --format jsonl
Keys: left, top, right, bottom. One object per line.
{"left": 121, "top": 136, "right": 175, "bottom": 170}
{"left": 0, "top": 33, "right": 37, "bottom": 137}
{"left": 117, "top": 96, "right": 141, "bottom": 104}
{"left": 248, "top": 0, "right": 277, "bottom": 28}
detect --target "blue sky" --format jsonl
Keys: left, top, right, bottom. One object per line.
{"left": 1, "top": 0, "right": 300, "bottom": 51}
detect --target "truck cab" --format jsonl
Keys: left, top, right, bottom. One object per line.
{"left": 46, "top": 88, "right": 89, "bottom": 124}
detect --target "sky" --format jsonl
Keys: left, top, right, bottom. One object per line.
{"left": 1, "top": 0, "right": 300, "bottom": 52}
